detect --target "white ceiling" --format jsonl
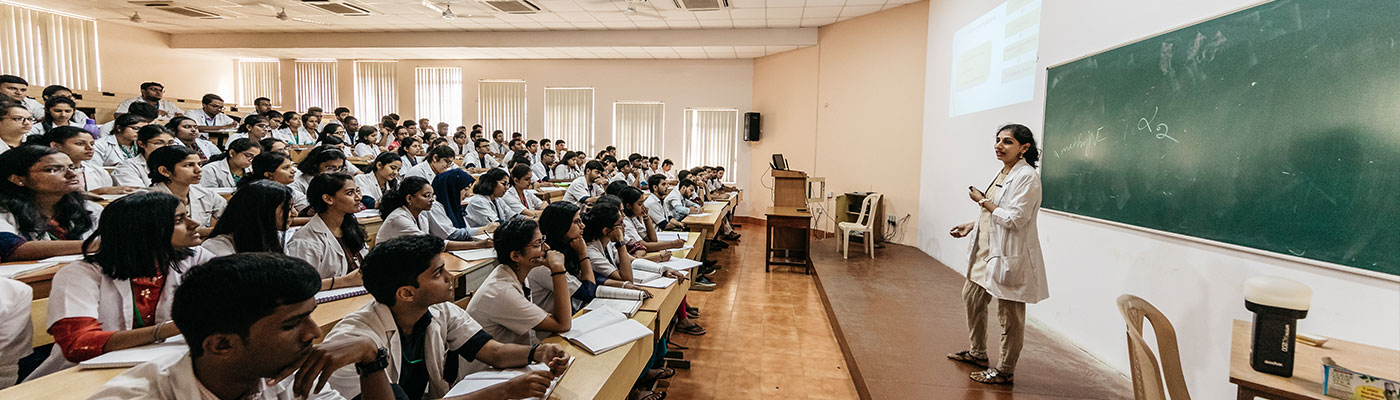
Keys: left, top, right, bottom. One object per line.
{"left": 28, "top": 0, "right": 919, "bottom": 34}
{"left": 196, "top": 45, "right": 803, "bottom": 59}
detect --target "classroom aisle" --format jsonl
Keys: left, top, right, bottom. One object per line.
{"left": 667, "top": 223, "right": 861, "bottom": 399}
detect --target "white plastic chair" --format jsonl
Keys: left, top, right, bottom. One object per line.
{"left": 837, "top": 193, "right": 881, "bottom": 259}
{"left": 1116, "top": 294, "right": 1192, "bottom": 400}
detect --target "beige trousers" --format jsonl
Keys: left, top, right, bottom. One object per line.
{"left": 962, "top": 279, "right": 1026, "bottom": 373}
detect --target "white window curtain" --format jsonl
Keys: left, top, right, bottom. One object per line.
{"left": 294, "top": 60, "right": 337, "bottom": 112}
{"left": 353, "top": 61, "right": 396, "bottom": 122}
{"left": 0, "top": 3, "right": 98, "bottom": 90}
{"left": 613, "top": 102, "right": 664, "bottom": 158}
{"left": 478, "top": 79, "right": 526, "bottom": 137}
{"left": 684, "top": 108, "right": 739, "bottom": 180}
{"left": 415, "top": 67, "right": 462, "bottom": 128}
{"left": 544, "top": 87, "right": 594, "bottom": 153}
{"left": 237, "top": 60, "right": 279, "bottom": 107}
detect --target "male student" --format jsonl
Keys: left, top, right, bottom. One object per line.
{"left": 325, "top": 235, "right": 569, "bottom": 400}
{"left": 503, "top": 139, "right": 526, "bottom": 162}
{"left": 490, "top": 130, "right": 509, "bottom": 157}
{"left": 116, "top": 82, "right": 185, "bottom": 120}
{"left": 531, "top": 149, "right": 554, "bottom": 182}
{"left": 562, "top": 160, "right": 606, "bottom": 205}
{"left": 187, "top": 93, "right": 237, "bottom": 136}
{"left": 609, "top": 159, "right": 639, "bottom": 187}
{"left": 466, "top": 138, "right": 502, "bottom": 173}
{"left": 665, "top": 179, "right": 704, "bottom": 222}
{"left": 524, "top": 140, "right": 540, "bottom": 165}
{"left": 90, "top": 253, "right": 396, "bottom": 400}
{"left": 253, "top": 97, "right": 274, "bottom": 115}
{"left": 402, "top": 120, "right": 418, "bottom": 137}
{"left": 553, "top": 140, "right": 566, "bottom": 154}
{"left": 0, "top": 75, "right": 44, "bottom": 118}
{"left": 645, "top": 174, "right": 685, "bottom": 231}
{"left": 325, "top": 107, "right": 351, "bottom": 129}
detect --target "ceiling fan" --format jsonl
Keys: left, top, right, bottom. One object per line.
{"left": 615, "top": 0, "right": 663, "bottom": 19}
{"left": 127, "top": 12, "right": 182, "bottom": 26}
{"left": 421, "top": 1, "right": 495, "bottom": 20}
{"left": 250, "top": 3, "right": 328, "bottom": 25}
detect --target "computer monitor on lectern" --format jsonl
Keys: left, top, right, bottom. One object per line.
{"left": 772, "top": 154, "right": 788, "bottom": 171}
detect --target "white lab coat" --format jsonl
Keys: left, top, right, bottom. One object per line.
{"left": 111, "top": 155, "right": 151, "bottom": 187}
{"left": 553, "top": 164, "right": 577, "bottom": 181}
{"left": 32, "top": 248, "right": 213, "bottom": 378}
{"left": 353, "top": 143, "right": 380, "bottom": 158}
{"left": 182, "top": 139, "right": 221, "bottom": 161}
{"left": 466, "top": 152, "right": 500, "bottom": 170}
{"left": 93, "top": 135, "right": 138, "bottom": 166}
{"left": 644, "top": 192, "right": 670, "bottom": 225}
{"left": 198, "top": 159, "right": 244, "bottom": 189}
{"left": 374, "top": 207, "right": 432, "bottom": 245}
{"left": 90, "top": 351, "right": 345, "bottom": 400}
{"left": 400, "top": 160, "right": 436, "bottom": 182}
{"left": 324, "top": 301, "right": 487, "bottom": 400}
{"left": 285, "top": 214, "right": 367, "bottom": 279}
{"left": 561, "top": 176, "right": 601, "bottom": 205}
{"left": 115, "top": 97, "right": 183, "bottom": 119}
{"left": 186, "top": 110, "right": 236, "bottom": 136}
{"left": 966, "top": 159, "right": 1049, "bottom": 304}
{"left": 464, "top": 195, "right": 514, "bottom": 229}
{"left": 353, "top": 172, "right": 392, "bottom": 205}
{"left": 80, "top": 160, "right": 115, "bottom": 192}
{"left": 502, "top": 187, "right": 543, "bottom": 215}
{"left": 0, "top": 278, "right": 32, "bottom": 389}
{"left": 144, "top": 183, "right": 226, "bottom": 228}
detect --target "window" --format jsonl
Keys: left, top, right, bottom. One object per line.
{"left": 684, "top": 108, "right": 740, "bottom": 182}
{"left": 613, "top": 101, "right": 664, "bottom": 158}
{"left": 353, "top": 61, "right": 396, "bottom": 122}
{"left": 544, "top": 87, "right": 594, "bottom": 153}
{"left": 0, "top": 3, "right": 99, "bottom": 90}
{"left": 293, "top": 60, "right": 337, "bottom": 111}
{"left": 478, "top": 79, "right": 526, "bottom": 137}
{"left": 237, "top": 59, "right": 279, "bottom": 107}
{"left": 415, "top": 67, "right": 462, "bottom": 128}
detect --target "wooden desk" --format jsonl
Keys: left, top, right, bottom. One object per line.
{"left": 543, "top": 310, "right": 656, "bottom": 400}
{"left": 1229, "top": 319, "right": 1400, "bottom": 399}
{"left": 638, "top": 273, "right": 691, "bottom": 335}
{"left": 764, "top": 207, "right": 812, "bottom": 273}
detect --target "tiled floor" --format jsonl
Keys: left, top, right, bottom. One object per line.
{"left": 666, "top": 223, "right": 860, "bottom": 399}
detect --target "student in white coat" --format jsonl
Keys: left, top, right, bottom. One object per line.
{"left": 353, "top": 128, "right": 383, "bottom": 158}
{"left": 400, "top": 144, "right": 455, "bottom": 182}
{"left": 242, "top": 152, "right": 312, "bottom": 223}
{"left": 504, "top": 165, "right": 545, "bottom": 219}
{"left": 561, "top": 160, "right": 605, "bottom": 206}
{"left": 166, "top": 116, "right": 221, "bottom": 161}
{"left": 0, "top": 145, "right": 103, "bottom": 262}
{"left": 580, "top": 202, "right": 700, "bottom": 334}
{"left": 92, "top": 114, "right": 148, "bottom": 166}
{"left": 533, "top": 202, "right": 649, "bottom": 313}
{"left": 291, "top": 145, "right": 350, "bottom": 197}
{"left": 26, "top": 97, "right": 84, "bottom": 137}
{"left": 143, "top": 146, "right": 227, "bottom": 233}
{"left": 227, "top": 114, "right": 274, "bottom": 144}
{"left": 355, "top": 152, "right": 401, "bottom": 208}
{"left": 286, "top": 173, "right": 369, "bottom": 283}
{"left": 465, "top": 169, "right": 517, "bottom": 229}
{"left": 32, "top": 192, "right": 212, "bottom": 378}
{"left": 429, "top": 169, "right": 497, "bottom": 242}
{"left": 946, "top": 123, "right": 1048, "bottom": 385}
{"left": 324, "top": 235, "right": 569, "bottom": 399}
{"left": 111, "top": 125, "right": 177, "bottom": 187}
{"left": 552, "top": 151, "right": 579, "bottom": 181}
{"left": 643, "top": 174, "right": 685, "bottom": 231}
{"left": 373, "top": 176, "right": 491, "bottom": 251}
{"left": 89, "top": 253, "right": 397, "bottom": 400}
{"left": 0, "top": 278, "right": 30, "bottom": 388}
{"left": 198, "top": 138, "right": 260, "bottom": 189}
{"left": 464, "top": 220, "right": 574, "bottom": 369}
{"left": 273, "top": 110, "right": 300, "bottom": 144}
{"left": 202, "top": 181, "right": 363, "bottom": 290}
{"left": 29, "top": 126, "right": 139, "bottom": 196}
{"left": 464, "top": 138, "right": 501, "bottom": 174}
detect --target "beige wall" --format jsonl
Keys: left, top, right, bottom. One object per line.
{"left": 97, "top": 21, "right": 237, "bottom": 101}
{"left": 747, "top": 2, "right": 929, "bottom": 246}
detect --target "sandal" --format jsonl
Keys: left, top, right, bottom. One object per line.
{"left": 636, "top": 389, "right": 667, "bottom": 400}
{"left": 970, "top": 369, "right": 1013, "bottom": 385}
{"left": 946, "top": 350, "right": 989, "bottom": 368}
{"left": 645, "top": 367, "right": 676, "bottom": 381}
{"left": 686, "top": 306, "right": 700, "bottom": 317}
{"left": 675, "top": 323, "right": 706, "bottom": 336}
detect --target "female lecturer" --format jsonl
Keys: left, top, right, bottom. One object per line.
{"left": 946, "top": 123, "right": 1049, "bottom": 385}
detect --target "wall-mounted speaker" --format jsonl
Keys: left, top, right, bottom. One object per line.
{"left": 743, "top": 112, "right": 761, "bottom": 141}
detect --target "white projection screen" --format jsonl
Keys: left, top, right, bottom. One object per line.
{"left": 948, "top": 0, "right": 1042, "bottom": 117}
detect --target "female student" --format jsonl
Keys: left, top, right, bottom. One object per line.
{"left": 0, "top": 145, "right": 102, "bottom": 261}
{"left": 240, "top": 152, "right": 311, "bottom": 217}
{"left": 465, "top": 169, "right": 516, "bottom": 229}
{"left": 33, "top": 191, "right": 212, "bottom": 377}
{"left": 111, "top": 125, "right": 177, "bottom": 187}
{"left": 92, "top": 114, "right": 149, "bottom": 166}
{"left": 291, "top": 113, "right": 320, "bottom": 146}
{"left": 946, "top": 123, "right": 1048, "bottom": 385}
{"left": 202, "top": 181, "right": 363, "bottom": 290}
{"left": 399, "top": 144, "right": 454, "bottom": 183}
{"left": 374, "top": 176, "right": 492, "bottom": 250}
{"left": 38, "top": 85, "right": 89, "bottom": 126}
{"left": 291, "top": 145, "right": 349, "bottom": 195}
{"left": 0, "top": 102, "right": 33, "bottom": 154}
{"left": 286, "top": 173, "right": 369, "bottom": 281}
{"left": 429, "top": 168, "right": 495, "bottom": 241}
{"left": 581, "top": 202, "right": 701, "bottom": 336}
{"left": 320, "top": 123, "right": 347, "bottom": 144}
{"left": 552, "top": 151, "right": 578, "bottom": 181}
{"left": 144, "top": 145, "right": 226, "bottom": 230}
{"left": 617, "top": 186, "right": 685, "bottom": 254}
{"left": 396, "top": 136, "right": 425, "bottom": 167}
{"left": 533, "top": 202, "right": 647, "bottom": 312}
{"left": 353, "top": 127, "right": 381, "bottom": 158}
{"left": 28, "top": 127, "right": 137, "bottom": 196}
{"left": 28, "top": 97, "right": 81, "bottom": 137}
{"left": 165, "top": 116, "right": 220, "bottom": 160}
{"left": 504, "top": 165, "right": 545, "bottom": 218}
{"left": 230, "top": 114, "right": 272, "bottom": 143}
{"left": 464, "top": 219, "right": 573, "bottom": 354}
{"left": 273, "top": 111, "right": 299, "bottom": 143}
{"left": 198, "top": 138, "right": 259, "bottom": 189}
{"left": 354, "top": 152, "right": 401, "bottom": 208}
{"left": 259, "top": 137, "right": 288, "bottom": 155}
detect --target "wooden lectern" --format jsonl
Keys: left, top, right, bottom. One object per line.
{"left": 772, "top": 169, "right": 809, "bottom": 207}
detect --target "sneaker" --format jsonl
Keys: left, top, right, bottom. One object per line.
{"left": 696, "top": 276, "right": 716, "bottom": 285}
{"left": 723, "top": 232, "right": 741, "bottom": 241}
{"left": 691, "top": 280, "right": 717, "bottom": 291}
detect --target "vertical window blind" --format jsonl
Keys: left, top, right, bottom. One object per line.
{"left": 237, "top": 60, "right": 279, "bottom": 107}
{"left": 353, "top": 61, "right": 396, "bottom": 122}
{"left": 478, "top": 79, "right": 527, "bottom": 137}
{"left": 293, "top": 60, "right": 337, "bottom": 111}
{"left": 544, "top": 87, "right": 594, "bottom": 153}
{"left": 684, "top": 108, "right": 740, "bottom": 182}
{"left": 415, "top": 67, "right": 462, "bottom": 128}
{"left": 0, "top": 3, "right": 98, "bottom": 90}
{"left": 613, "top": 101, "right": 664, "bottom": 158}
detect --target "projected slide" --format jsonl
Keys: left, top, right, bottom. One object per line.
{"left": 949, "top": 0, "right": 1042, "bottom": 117}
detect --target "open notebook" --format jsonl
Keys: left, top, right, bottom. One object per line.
{"left": 631, "top": 270, "right": 676, "bottom": 289}
{"left": 315, "top": 286, "right": 368, "bottom": 303}
{"left": 445, "top": 358, "right": 574, "bottom": 399}
{"left": 560, "top": 310, "right": 652, "bottom": 355}
{"left": 451, "top": 248, "right": 497, "bottom": 262}
{"left": 79, "top": 336, "right": 188, "bottom": 369}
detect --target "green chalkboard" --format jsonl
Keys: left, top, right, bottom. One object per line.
{"left": 1042, "top": 0, "right": 1400, "bottom": 276}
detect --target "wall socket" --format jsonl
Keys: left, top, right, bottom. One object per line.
{"left": 887, "top": 215, "right": 897, "bottom": 227}
{"left": 826, "top": 191, "right": 834, "bottom": 198}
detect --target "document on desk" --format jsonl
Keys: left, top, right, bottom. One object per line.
{"left": 584, "top": 298, "right": 642, "bottom": 317}
{"left": 538, "top": 186, "right": 567, "bottom": 192}
{"left": 704, "top": 201, "right": 726, "bottom": 207}
{"left": 451, "top": 248, "right": 498, "bottom": 261}
{"left": 352, "top": 209, "right": 381, "bottom": 219}
{"left": 79, "top": 336, "right": 188, "bottom": 369}
{"left": 655, "top": 232, "right": 687, "bottom": 241}
{"left": 659, "top": 258, "right": 702, "bottom": 271}
{"left": 0, "top": 262, "right": 56, "bottom": 279}
{"left": 561, "top": 309, "right": 652, "bottom": 355}
{"left": 687, "top": 213, "right": 712, "bottom": 218}
{"left": 445, "top": 359, "right": 574, "bottom": 399}
{"left": 632, "top": 270, "right": 676, "bottom": 289}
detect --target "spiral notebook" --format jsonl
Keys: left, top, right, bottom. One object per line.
{"left": 314, "top": 286, "right": 368, "bottom": 303}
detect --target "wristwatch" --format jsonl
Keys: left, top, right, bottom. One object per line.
{"left": 355, "top": 347, "right": 389, "bottom": 377}
{"left": 978, "top": 198, "right": 991, "bottom": 205}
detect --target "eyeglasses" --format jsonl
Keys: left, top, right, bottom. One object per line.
{"left": 254, "top": 123, "right": 271, "bottom": 129}
{"left": 3, "top": 116, "right": 36, "bottom": 124}
{"left": 529, "top": 238, "right": 547, "bottom": 250}
{"left": 35, "top": 165, "right": 81, "bottom": 175}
